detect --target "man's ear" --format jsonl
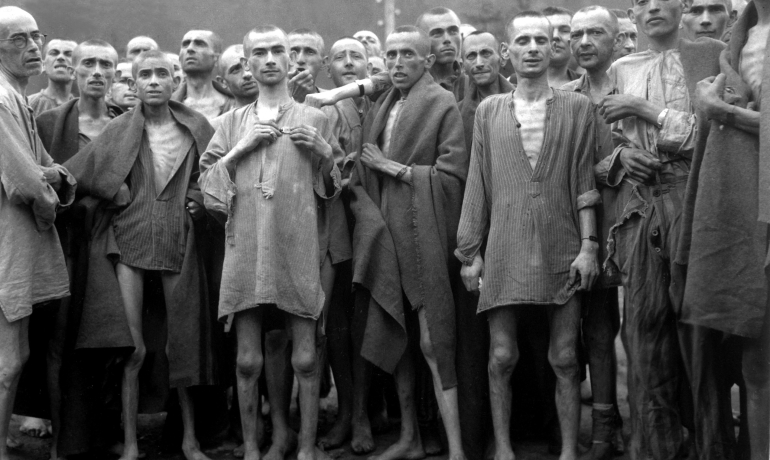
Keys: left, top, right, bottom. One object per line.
{"left": 367, "top": 61, "right": 373, "bottom": 74}
{"left": 613, "top": 32, "right": 624, "bottom": 54}
{"left": 115, "top": 69, "right": 122, "bottom": 80}
{"left": 730, "top": 9, "right": 738, "bottom": 21}
{"left": 500, "top": 42, "right": 510, "bottom": 61}
{"left": 173, "top": 75, "right": 181, "bottom": 89}
{"left": 424, "top": 53, "right": 436, "bottom": 69}
{"left": 128, "top": 79, "right": 137, "bottom": 91}
{"left": 628, "top": 8, "right": 637, "bottom": 25}
{"left": 215, "top": 75, "right": 227, "bottom": 89}
{"left": 322, "top": 54, "right": 329, "bottom": 72}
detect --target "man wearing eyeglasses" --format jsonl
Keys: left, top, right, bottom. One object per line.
{"left": 0, "top": 7, "right": 76, "bottom": 460}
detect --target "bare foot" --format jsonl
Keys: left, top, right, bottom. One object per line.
{"left": 421, "top": 425, "right": 442, "bottom": 456}
{"left": 6, "top": 434, "right": 22, "bottom": 449}
{"left": 182, "top": 440, "right": 213, "bottom": 460}
{"left": 368, "top": 436, "right": 425, "bottom": 460}
{"left": 318, "top": 417, "right": 351, "bottom": 450}
{"left": 297, "top": 446, "right": 334, "bottom": 460}
{"left": 19, "top": 417, "right": 51, "bottom": 438}
{"left": 492, "top": 446, "right": 515, "bottom": 460}
{"left": 118, "top": 443, "right": 142, "bottom": 460}
{"left": 109, "top": 442, "right": 146, "bottom": 459}
{"left": 263, "top": 429, "right": 298, "bottom": 460}
{"left": 350, "top": 416, "right": 375, "bottom": 455}
{"left": 233, "top": 443, "right": 245, "bottom": 458}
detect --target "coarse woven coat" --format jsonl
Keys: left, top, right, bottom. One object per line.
{"left": 676, "top": 4, "right": 768, "bottom": 338}
{"left": 350, "top": 71, "right": 467, "bottom": 389}
{"left": 63, "top": 101, "right": 222, "bottom": 388}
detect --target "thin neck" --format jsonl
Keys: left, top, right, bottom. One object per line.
{"left": 586, "top": 62, "right": 612, "bottom": 92}
{"left": 515, "top": 72, "right": 551, "bottom": 102}
{"left": 431, "top": 60, "right": 455, "bottom": 80}
{"left": 77, "top": 94, "right": 109, "bottom": 118}
{"left": 0, "top": 66, "right": 28, "bottom": 95}
{"left": 477, "top": 76, "right": 501, "bottom": 99}
{"left": 648, "top": 29, "right": 680, "bottom": 52}
{"left": 257, "top": 79, "right": 292, "bottom": 109}
{"left": 44, "top": 79, "right": 72, "bottom": 100}
{"left": 185, "top": 71, "right": 216, "bottom": 98}
{"left": 143, "top": 103, "right": 173, "bottom": 126}
{"left": 234, "top": 95, "right": 256, "bottom": 108}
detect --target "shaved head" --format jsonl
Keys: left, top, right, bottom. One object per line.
{"left": 416, "top": 7, "right": 461, "bottom": 31}
{"left": 219, "top": 44, "right": 243, "bottom": 74}
{"left": 132, "top": 49, "right": 175, "bottom": 78}
{"left": 387, "top": 26, "right": 431, "bottom": 57}
{"left": 126, "top": 35, "right": 158, "bottom": 59}
{"left": 244, "top": 25, "right": 289, "bottom": 55}
{"left": 73, "top": 39, "right": 117, "bottom": 66}
{"left": 184, "top": 29, "right": 223, "bottom": 54}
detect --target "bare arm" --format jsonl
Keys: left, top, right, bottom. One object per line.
{"left": 570, "top": 207, "right": 600, "bottom": 291}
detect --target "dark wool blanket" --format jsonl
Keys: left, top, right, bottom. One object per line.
{"left": 459, "top": 74, "right": 514, "bottom": 156}
{"left": 675, "top": 4, "right": 767, "bottom": 338}
{"left": 63, "top": 102, "right": 223, "bottom": 386}
{"left": 350, "top": 71, "right": 467, "bottom": 389}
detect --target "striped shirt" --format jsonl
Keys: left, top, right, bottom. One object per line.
{"left": 112, "top": 130, "right": 195, "bottom": 272}
{"left": 455, "top": 89, "right": 600, "bottom": 310}
{"left": 199, "top": 100, "right": 342, "bottom": 320}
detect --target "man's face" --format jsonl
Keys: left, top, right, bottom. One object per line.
{"left": 0, "top": 13, "right": 44, "bottom": 80}
{"left": 289, "top": 33, "right": 325, "bottom": 79}
{"left": 385, "top": 32, "right": 431, "bottom": 91}
{"left": 74, "top": 45, "right": 117, "bottom": 99}
{"left": 43, "top": 39, "right": 75, "bottom": 83}
{"left": 682, "top": 0, "right": 730, "bottom": 39}
{"left": 112, "top": 61, "right": 137, "bottom": 109}
{"left": 245, "top": 30, "right": 292, "bottom": 87}
{"left": 545, "top": 13, "right": 572, "bottom": 67}
{"left": 368, "top": 56, "right": 385, "bottom": 75}
{"left": 421, "top": 12, "right": 462, "bottom": 65}
{"left": 615, "top": 18, "right": 638, "bottom": 59}
{"left": 505, "top": 16, "right": 552, "bottom": 79}
{"left": 631, "top": 0, "right": 684, "bottom": 40}
{"left": 354, "top": 30, "right": 382, "bottom": 57}
{"left": 180, "top": 30, "right": 218, "bottom": 75}
{"left": 570, "top": 10, "right": 618, "bottom": 71}
{"left": 221, "top": 49, "right": 257, "bottom": 100}
{"left": 328, "top": 39, "right": 368, "bottom": 88}
{"left": 126, "top": 37, "right": 157, "bottom": 60}
{"left": 462, "top": 33, "right": 501, "bottom": 87}
{"left": 133, "top": 57, "right": 176, "bottom": 107}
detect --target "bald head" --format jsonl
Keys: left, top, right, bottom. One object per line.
{"left": 386, "top": 26, "right": 431, "bottom": 58}
{"left": 415, "top": 7, "right": 461, "bottom": 64}
{"left": 0, "top": 7, "right": 44, "bottom": 81}
{"left": 132, "top": 49, "right": 175, "bottom": 78}
{"left": 126, "top": 36, "right": 158, "bottom": 59}
{"left": 180, "top": 29, "right": 223, "bottom": 76}
{"left": 219, "top": 44, "right": 243, "bottom": 75}
{"left": 354, "top": 30, "right": 382, "bottom": 57}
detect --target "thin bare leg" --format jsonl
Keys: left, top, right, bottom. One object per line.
{"left": 116, "top": 263, "right": 146, "bottom": 460}
{"left": 416, "top": 309, "right": 466, "bottom": 460}
{"left": 234, "top": 309, "right": 264, "bottom": 460}
{"left": 263, "top": 329, "right": 297, "bottom": 460}
{"left": 548, "top": 296, "right": 582, "bottom": 460}
{"left": 487, "top": 307, "right": 518, "bottom": 460}
{"left": 0, "top": 316, "right": 30, "bottom": 460}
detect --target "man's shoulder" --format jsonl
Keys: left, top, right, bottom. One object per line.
{"left": 559, "top": 74, "right": 586, "bottom": 93}
{"left": 27, "top": 90, "right": 44, "bottom": 104}
{"left": 293, "top": 102, "right": 329, "bottom": 126}
{"left": 36, "top": 98, "right": 77, "bottom": 125}
{"left": 476, "top": 93, "right": 509, "bottom": 112}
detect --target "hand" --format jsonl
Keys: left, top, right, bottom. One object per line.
{"left": 570, "top": 245, "right": 599, "bottom": 291}
{"left": 305, "top": 91, "right": 338, "bottom": 108}
{"left": 460, "top": 254, "right": 484, "bottom": 292}
{"left": 695, "top": 74, "right": 730, "bottom": 120}
{"left": 186, "top": 200, "right": 204, "bottom": 220}
{"left": 41, "top": 166, "right": 62, "bottom": 192}
{"left": 113, "top": 182, "right": 131, "bottom": 207}
{"left": 288, "top": 68, "right": 315, "bottom": 103}
{"left": 598, "top": 94, "right": 646, "bottom": 124}
{"left": 235, "top": 120, "right": 282, "bottom": 154}
{"left": 619, "top": 147, "right": 661, "bottom": 183}
{"left": 360, "top": 143, "right": 387, "bottom": 172}
{"left": 289, "top": 124, "right": 332, "bottom": 159}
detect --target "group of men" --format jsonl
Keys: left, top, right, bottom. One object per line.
{"left": 0, "top": 1, "right": 767, "bottom": 460}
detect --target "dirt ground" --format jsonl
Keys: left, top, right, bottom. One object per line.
{"left": 7, "top": 329, "right": 634, "bottom": 460}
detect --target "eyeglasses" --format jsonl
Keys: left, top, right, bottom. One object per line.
{"left": 0, "top": 32, "right": 47, "bottom": 49}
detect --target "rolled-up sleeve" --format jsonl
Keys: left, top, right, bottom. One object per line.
{"left": 199, "top": 126, "right": 236, "bottom": 223}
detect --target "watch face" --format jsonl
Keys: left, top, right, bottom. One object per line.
{"left": 280, "top": 127, "right": 292, "bottom": 134}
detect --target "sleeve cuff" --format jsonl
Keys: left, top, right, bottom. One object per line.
{"left": 604, "top": 148, "right": 627, "bottom": 187}
{"left": 54, "top": 164, "right": 77, "bottom": 211}
{"left": 201, "top": 161, "right": 237, "bottom": 219}
{"left": 454, "top": 247, "right": 477, "bottom": 266}
{"left": 577, "top": 189, "right": 601, "bottom": 210}
{"left": 315, "top": 160, "right": 342, "bottom": 201}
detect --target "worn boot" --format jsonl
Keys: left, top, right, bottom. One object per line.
{"left": 579, "top": 404, "right": 617, "bottom": 460}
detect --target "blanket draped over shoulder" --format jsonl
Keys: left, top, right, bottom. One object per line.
{"left": 459, "top": 74, "right": 513, "bottom": 156}
{"left": 350, "top": 71, "right": 467, "bottom": 389}
{"left": 675, "top": 5, "right": 768, "bottom": 338}
{"left": 63, "top": 101, "right": 223, "bottom": 386}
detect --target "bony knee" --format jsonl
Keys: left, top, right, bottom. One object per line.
{"left": 125, "top": 345, "right": 147, "bottom": 370}
{"left": 236, "top": 352, "right": 264, "bottom": 380}
{"left": 488, "top": 345, "right": 519, "bottom": 376}
{"left": 548, "top": 349, "right": 579, "bottom": 378}
{"left": 0, "top": 353, "right": 27, "bottom": 385}
{"left": 291, "top": 350, "right": 317, "bottom": 378}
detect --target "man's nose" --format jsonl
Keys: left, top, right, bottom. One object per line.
{"left": 700, "top": 12, "right": 713, "bottom": 24}
{"left": 266, "top": 51, "right": 276, "bottom": 64}
{"left": 243, "top": 70, "right": 253, "bottom": 80}
{"left": 648, "top": 0, "right": 661, "bottom": 12}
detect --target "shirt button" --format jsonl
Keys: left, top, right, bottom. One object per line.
{"left": 653, "top": 190, "right": 661, "bottom": 197}
{"left": 654, "top": 247, "right": 661, "bottom": 253}
{"left": 652, "top": 230, "right": 659, "bottom": 236}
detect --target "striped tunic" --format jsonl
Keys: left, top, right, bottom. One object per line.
{"left": 199, "top": 100, "right": 342, "bottom": 320}
{"left": 455, "top": 89, "right": 599, "bottom": 311}
{"left": 112, "top": 130, "right": 195, "bottom": 272}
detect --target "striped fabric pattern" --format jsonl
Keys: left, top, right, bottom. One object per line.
{"left": 455, "top": 89, "right": 599, "bottom": 311}
{"left": 112, "top": 132, "right": 196, "bottom": 272}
